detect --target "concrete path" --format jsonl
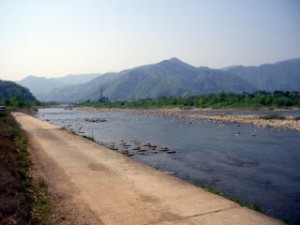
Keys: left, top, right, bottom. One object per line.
{"left": 13, "top": 112, "right": 283, "bottom": 225}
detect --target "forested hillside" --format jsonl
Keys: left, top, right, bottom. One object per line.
{"left": 0, "top": 80, "right": 38, "bottom": 107}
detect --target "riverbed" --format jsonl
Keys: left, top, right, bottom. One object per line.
{"left": 37, "top": 107, "right": 300, "bottom": 224}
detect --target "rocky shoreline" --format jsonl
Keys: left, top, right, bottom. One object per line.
{"left": 81, "top": 107, "right": 300, "bottom": 132}
{"left": 181, "top": 114, "right": 300, "bottom": 131}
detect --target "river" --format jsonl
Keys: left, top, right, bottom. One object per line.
{"left": 37, "top": 107, "right": 300, "bottom": 224}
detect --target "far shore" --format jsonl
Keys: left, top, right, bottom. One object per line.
{"left": 80, "top": 106, "right": 300, "bottom": 132}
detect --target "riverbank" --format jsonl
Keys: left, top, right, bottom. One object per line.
{"left": 13, "top": 112, "right": 284, "bottom": 225}
{"left": 0, "top": 111, "right": 32, "bottom": 224}
{"left": 144, "top": 110, "right": 300, "bottom": 132}
{"left": 81, "top": 107, "right": 300, "bottom": 132}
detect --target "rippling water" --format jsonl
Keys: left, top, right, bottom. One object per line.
{"left": 37, "top": 108, "right": 300, "bottom": 224}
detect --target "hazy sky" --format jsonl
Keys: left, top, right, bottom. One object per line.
{"left": 0, "top": 0, "right": 300, "bottom": 81}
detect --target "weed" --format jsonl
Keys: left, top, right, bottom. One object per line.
{"left": 0, "top": 112, "right": 34, "bottom": 223}
{"left": 38, "top": 178, "right": 47, "bottom": 189}
{"left": 36, "top": 196, "right": 51, "bottom": 214}
{"left": 283, "top": 217, "right": 291, "bottom": 224}
{"left": 179, "top": 106, "right": 193, "bottom": 110}
{"left": 82, "top": 131, "right": 95, "bottom": 142}
{"left": 250, "top": 201, "right": 263, "bottom": 212}
{"left": 83, "top": 135, "right": 95, "bottom": 141}
{"left": 294, "top": 116, "right": 300, "bottom": 121}
{"left": 18, "top": 167, "right": 28, "bottom": 179}
{"left": 195, "top": 181, "right": 263, "bottom": 213}
{"left": 31, "top": 177, "right": 51, "bottom": 224}
{"left": 260, "top": 114, "right": 286, "bottom": 120}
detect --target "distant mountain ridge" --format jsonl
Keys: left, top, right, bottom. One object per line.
{"left": 223, "top": 58, "right": 300, "bottom": 92}
{"left": 17, "top": 57, "right": 300, "bottom": 102}
{"left": 17, "top": 73, "right": 100, "bottom": 100}
{"left": 42, "top": 58, "right": 255, "bottom": 102}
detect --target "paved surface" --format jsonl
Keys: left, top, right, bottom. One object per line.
{"left": 13, "top": 112, "right": 283, "bottom": 225}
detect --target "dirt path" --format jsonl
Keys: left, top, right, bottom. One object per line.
{"left": 12, "top": 112, "right": 283, "bottom": 225}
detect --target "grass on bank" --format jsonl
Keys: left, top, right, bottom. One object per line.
{"left": 82, "top": 134, "right": 95, "bottom": 142}
{"left": 260, "top": 114, "right": 286, "bottom": 120}
{"left": 194, "top": 182, "right": 263, "bottom": 213}
{"left": 0, "top": 108, "right": 51, "bottom": 224}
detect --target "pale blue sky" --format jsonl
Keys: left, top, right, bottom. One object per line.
{"left": 0, "top": 0, "right": 299, "bottom": 80}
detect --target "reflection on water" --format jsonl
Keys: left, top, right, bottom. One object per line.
{"left": 37, "top": 108, "right": 300, "bottom": 224}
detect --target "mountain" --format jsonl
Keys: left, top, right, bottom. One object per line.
{"left": 17, "top": 57, "right": 300, "bottom": 103}
{"left": 0, "top": 80, "right": 36, "bottom": 101}
{"left": 223, "top": 58, "right": 300, "bottom": 92}
{"left": 43, "top": 58, "right": 255, "bottom": 102}
{"left": 17, "top": 73, "right": 100, "bottom": 101}
{"left": 51, "top": 73, "right": 102, "bottom": 85}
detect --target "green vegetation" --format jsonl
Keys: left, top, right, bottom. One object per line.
{"left": 0, "top": 80, "right": 36, "bottom": 100}
{"left": 34, "top": 177, "right": 51, "bottom": 223}
{"left": 195, "top": 182, "right": 263, "bottom": 213}
{"left": 79, "top": 91, "right": 300, "bottom": 109}
{"left": 0, "top": 80, "right": 40, "bottom": 109}
{"left": 294, "top": 116, "right": 300, "bottom": 121}
{"left": 260, "top": 114, "right": 286, "bottom": 120}
{"left": 0, "top": 94, "right": 40, "bottom": 109}
{"left": 82, "top": 134, "right": 95, "bottom": 142}
{"left": 0, "top": 110, "right": 51, "bottom": 224}
{"left": 0, "top": 111, "right": 32, "bottom": 223}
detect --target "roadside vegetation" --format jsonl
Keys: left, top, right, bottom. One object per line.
{"left": 79, "top": 91, "right": 300, "bottom": 109}
{"left": 0, "top": 109, "right": 32, "bottom": 224}
{"left": 0, "top": 104, "right": 50, "bottom": 224}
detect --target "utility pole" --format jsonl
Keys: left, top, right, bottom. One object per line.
{"left": 100, "top": 87, "right": 103, "bottom": 100}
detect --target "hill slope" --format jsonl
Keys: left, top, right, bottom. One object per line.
{"left": 0, "top": 80, "right": 36, "bottom": 101}
{"left": 44, "top": 58, "right": 255, "bottom": 102}
{"left": 224, "top": 58, "right": 300, "bottom": 91}
{"left": 16, "top": 57, "right": 300, "bottom": 103}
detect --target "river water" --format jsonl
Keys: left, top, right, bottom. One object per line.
{"left": 37, "top": 108, "right": 300, "bottom": 224}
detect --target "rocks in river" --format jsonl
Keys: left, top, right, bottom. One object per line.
{"left": 120, "top": 150, "right": 133, "bottom": 156}
{"left": 84, "top": 118, "right": 107, "bottom": 123}
{"left": 160, "top": 146, "right": 176, "bottom": 153}
{"left": 144, "top": 142, "right": 152, "bottom": 147}
{"left": 132, "top": 146, "right": 141, "bottom": 151}
{"left": 109, "top": 144, "right": 118, "bottom": 150}
{"left": 138, "top": 149, "right": 147, "bottom": 152}
{"left": 160, "top": 146, "right": 170, "bottom": 151}
{"left": 166, "top": 150, "right": 176, "bottom": 154}
{"left": 109, "top": 139, "right": 177, "bottom": 157}
{"left": 144, "top": 142, "right": 158, "bottom": 150}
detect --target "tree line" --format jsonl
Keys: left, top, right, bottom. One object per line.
{"left": 0, "top": 95, "right": 40, "bottom": 108}
{"left": 80, "top": 91, "right": 300, "bottom": 109}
